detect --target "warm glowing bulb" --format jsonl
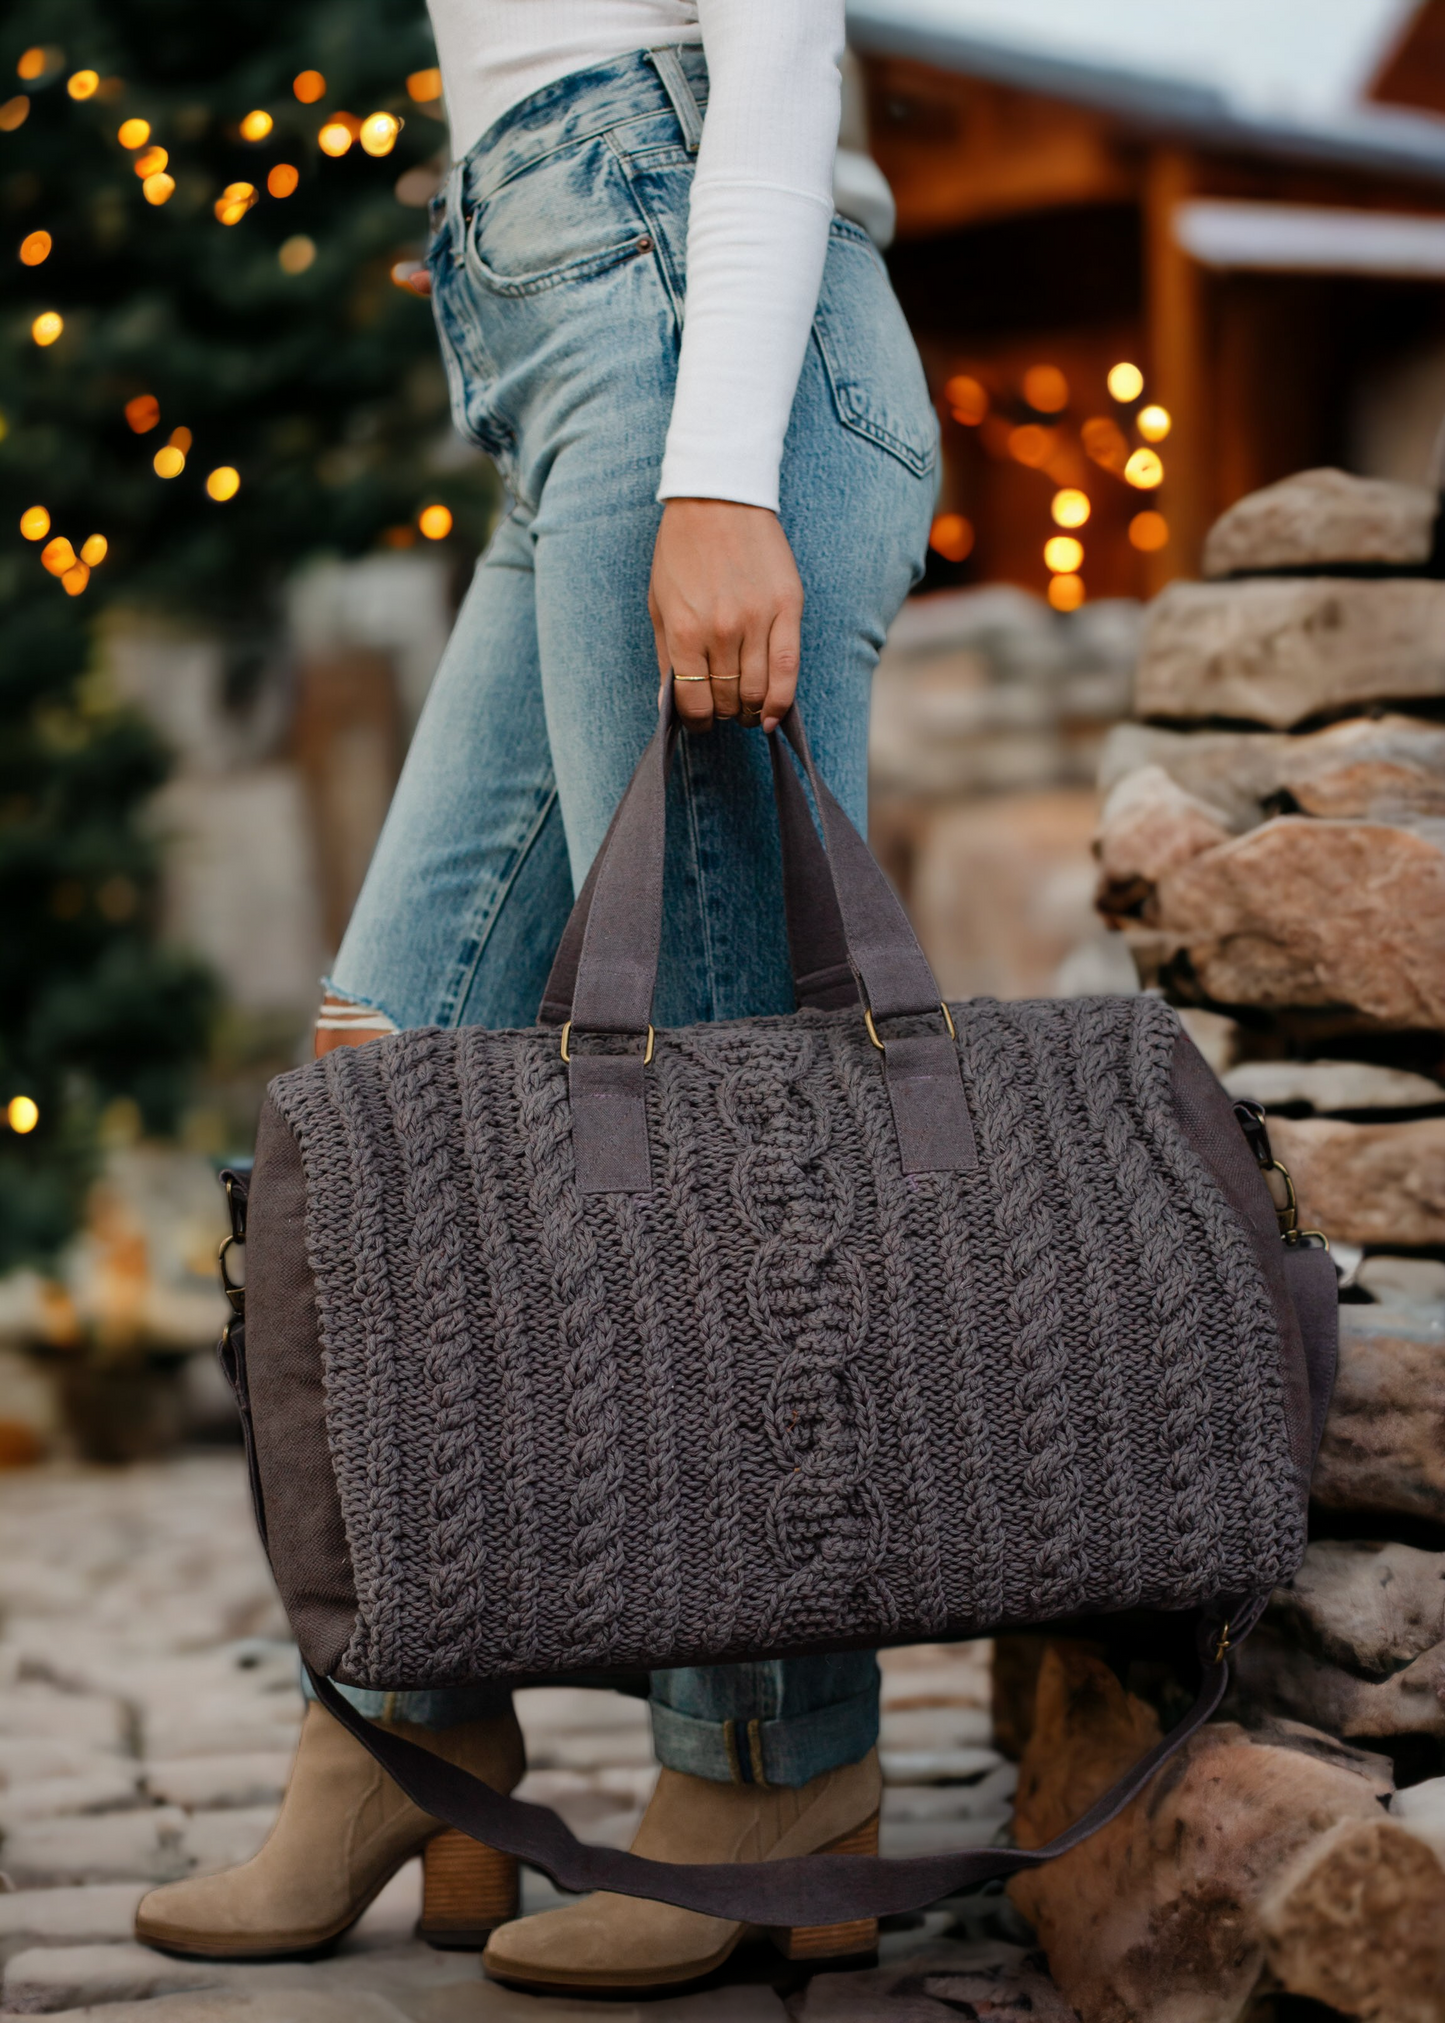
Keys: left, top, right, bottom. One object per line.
{"left": 1048, "top": 574, "right": 1085, "bottom": 613}
{"left": 1051, "top": 489, "right": 1090, "bottom": 530}
{"left": 1124, "top": 448, "right": 1164, "bottom": 490}
{"left": 7, "top": 1096, "right": 39, "bottom": 1134}
{"left": 239, "top": 108, "right": 273, "bottom": 141}
{"left": 318, "top": 120, "right": 353, "bottom": 155}
{"left": 929, "top": 513, "right": 975, "bottom": 563}
{"left": 943, "top": 374, "right": 988, "bottom": 426}
{"left": 20, "top": 230, "right": 51, "bottom": 265}
{"left": 1008, "top": 424, "right": 1053, "bottom": 468}
{"left": 41, "top": 536, "right": 76, "bottom": 576}
{"left": 61, "top": 561, "right": 90, "bottom": 596}
{"left": 20, "top": 505, "right": 50, "bottom": 541}
{"left": 142, "top": 172, "right": 175, "bottom": 205}
{"left": 214, "top": 181, "right": 257, "bottom": 225}
{"left": 1107, "top": 361, "right": 1144, "bottom": 403}
{"left": 17, "top": 49, "right": 47, "bottom": 82}
{"left": 31, "top": 311, "right": 63, "bottom": 346}
{"left": 1044, "top": 535, "right": 1084, "bottom": 575}
{"left": 278, "top": 234, "right": 315, "bottom": 273}
{"left": 133, "top": 145, "right": 168, "bottom": 177}
{"left": 407, "top": 68, "right": 443, "bottom": 102}
{"left": 267, "top": 162, "right": 299, "bottom": 198}
{"left": 1023, "top": 363, "right": 1069, "bottom": 413}
{"left": 125, "top": 393, "right": 160, "bottom": 433}
{"left": 418, "top": 503, "right": 453, "bottom": 540}
{"left": 293, "top": 70, "right": 326, "bottom": 104}
{"left": 153, "top": 445, "right": 185, "bottom": 478}
{"left": 118, "top": 116, "right": 150, "bottom": 147}
{"left": 1137, "top": 404, "right": 1172, "bottom": 443}
{"left": 80, "top": 533, "right": 107, "bottom": 565}
{"left": 206, "top": 466, "right": 241, "bottom": 502}
{"left": 168, "top": 426, "right": 192, "bottom": 452}
{"left": 0, "top": 97, "right": 30, "bottom": 132}
{"left": 1129, "top": 510, "right": 1169, "bottom": 553}
{"left": 67, "top": 69, "right": 99, "bottom": 100}
{"left": 360, "top": 110, "right": 401, "bottom": 156}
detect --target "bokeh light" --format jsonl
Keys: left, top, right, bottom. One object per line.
{"left": 153, "top": 445, "right": 185, "bottom": 478}
{"left": 1048, "top": 574, "right": 1085, "bottom": 612}
{"left": 278, "top": 234, "right": 315, "bottom": 274}
{"left": 133, "top": 145, "right": 168, "bottom": 177}
{"left": 61, "top": 561, "right": 90, "bottom": 596}
{"left": 267, "top": 163, "right": 299, "bottom": 198}
{"left": 125, "top": 393, "right": 160, "bottom": 432}
{"left": 1137, "top": 404, "right": 1172, "bottom": 443}
{"left": 214, "top": 182, "right": 258, "bottom": 225}
{"left": 929, "top": 513, "right": 975, "bottom": 562}
{"left": 31, "top": 311, "right": 63, "bottom": 346}
{"left": 943, "top": 374, "right": 988, "bottom": 425}
{"left": 407, "top": 68, "right": 443, "bottom": 102}
{"left": 20, "top": 506, "right": 50, "bottom": 541}
{"left": 1043, "top": 535, "right": 1084, "bottom": 575}
{"left": 1107, "top": 361, "right": 1145, "bottom": 403}
{"left": 239, "top": 109, "right": 273, "bottom": 141}
{"left": 67, "top": 70, "right": 99, "bottom": 101}
{"left": 142, "top": 172, "right": 174, "bottom": 205}
{"left": 80, "top": 533, "right": 107, "bottom": 565}
{"left": 117, "top": 116, "right": 150, "bottom": 148}
{"left": 1008, "top": 424, "right": 1053, "bottom": 467}
{"left": 1051, "top": 488, "right": 1090, "bottom": 529}
{"left": 360, "top": 111, "right": 401, "bottom": 156}
{"left": 293, "top": 70, "right": 326, "bottom": 104}
{"left": 1022, "top": 364, "right": 1068, "bottom": 413}
{"left": 318, "top": 120, "right": 354, "bottom": 156}
{"left": 17, "top": 49, "right": 48, "bottom": 82}
{"left": 20, "top": 230, "right": 51, "bottom": 265}
{"left": 41, "top": 536, "right": 77, "bottom": 575}
{"left": 1081, "top": 416, "right": 1129, "bottom": 473}
{"left": 205, "top": 466, "right": 240, "bottom": 501}
{"left": 1129, "top": 510, "right": 1170, "bottom": 552}
{"left": 0, "top": 98, "right": 30, "bottom": 133}
{"left": 169, "top": 426, "right": 192, "bottom": 452}
{"left": 7, "top": 1096, "right": 39, "bottom": 1135}
{"left": 1124, "top": 448, "right": 1164, "bottom": 489}
{"left": 418, "top": 503, "right": 453, "bottom": 540}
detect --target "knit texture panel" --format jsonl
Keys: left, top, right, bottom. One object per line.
{"left": 269, "top": 995, "right": 1306, "bottom": 1688}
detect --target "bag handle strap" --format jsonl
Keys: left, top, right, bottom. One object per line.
{"left": 540, "top": 694, "right": 975, "bottom": 1190}
{"left": 307, "top": 1609, "right": 1246, "bottom": 1925}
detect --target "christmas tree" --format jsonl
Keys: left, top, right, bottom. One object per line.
{"left": 1, "top": 0, "right": 493, "bottom": 1269}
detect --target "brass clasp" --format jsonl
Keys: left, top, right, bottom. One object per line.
{"left": 865, "top": 1001, "right": 956, "bottom": 1053}
{"left": 559, "top": 1020, "right": 654, "bottom": 1066}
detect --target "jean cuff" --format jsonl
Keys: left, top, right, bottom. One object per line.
{"left": 305, "top": 1673, "right": 511, "bottom": 1729}
{"left": 649, "top": 1685, "right": 879, "bottom": 1789}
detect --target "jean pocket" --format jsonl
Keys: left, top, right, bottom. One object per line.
{"left": 812, "top": 219, "right": 939, "bottom": 479}
{"left": 430, "top": 261, "right": 513, "bottom": 460}
{"left": 466, "top": 136, "right": 654, "bottom": 296}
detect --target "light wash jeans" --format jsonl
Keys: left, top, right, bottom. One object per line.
{"left": 322, "top": 44, "right": 937, "bottom": 1787}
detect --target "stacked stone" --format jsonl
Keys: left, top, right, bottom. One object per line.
{"left": 1001, "top": 468, "right": 1445, "bottom": 2023}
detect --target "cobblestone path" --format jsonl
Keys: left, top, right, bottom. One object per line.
{"left": 0, "top": 1457, "right": 1025, "bottom": 2020}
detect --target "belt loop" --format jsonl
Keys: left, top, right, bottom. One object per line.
{"left": 444, "top": 158, "right": 467, "bottom": 248}
{"left": 648, "top": 46, "right": 704, "bottom": 153}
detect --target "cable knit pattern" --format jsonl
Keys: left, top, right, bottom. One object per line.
{"left": 268, "top": 995, "right": 1308, "bottom": 1687}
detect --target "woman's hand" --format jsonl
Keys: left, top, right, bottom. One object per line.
{"left": 648, "top": 499, "right": 803, "bottom": 732}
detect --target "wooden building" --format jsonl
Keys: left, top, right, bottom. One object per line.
{"left": 850, "top": 2, "right": 1445, "bottom": 602}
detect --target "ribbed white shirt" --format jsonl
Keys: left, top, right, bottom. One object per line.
{"left": 425, "top": 1, "right": 845, "bottom": 511}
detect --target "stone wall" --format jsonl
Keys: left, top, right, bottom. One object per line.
{"left": 1005, "top": 468, "right": 1445, "bottom": 2022}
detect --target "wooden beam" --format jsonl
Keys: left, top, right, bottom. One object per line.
{"left": 1143, "top": 149, "right": 1210, "bottom": 589}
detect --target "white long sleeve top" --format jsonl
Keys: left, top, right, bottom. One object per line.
{"left": 424, "top": 1, "right": 845, "bottom": 511}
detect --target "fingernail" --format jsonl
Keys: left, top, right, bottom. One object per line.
{"left": 762, "top": 717, "right": 779, "bottom": 733}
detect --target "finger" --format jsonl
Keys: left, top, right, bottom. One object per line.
{"left": 670, "top": 636, "right": 715, "bottom": 732}
{"left": 710, "top": 630, "right": 743, "bottom": 721}
{"left": 762, "top": 595, "right": 803, "bottom": 732}
{"left": 738, "top": 620, "right": 769, "bottom": 730}
{"left": 648, "top": 584, "right": 670, "bottom": 683}
{"left": 405, "top": 266, "right": 433, "bottom": 298}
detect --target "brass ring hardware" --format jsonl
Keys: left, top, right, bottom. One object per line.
{"left": 218, "top": 1232, "right": 245, "bottom": 1317}
{"left": 865, "top": 1001, "right": 956, "bottom": 1053}
{"left": 559, "top": 1020, "right": 655, "bottom": 1066}
{"left": 1261, "top": 1157, "right": 1299, "bottom": 1240}
{"left": 1212, "top": 1621, "right": 1232, "bottom": 1664}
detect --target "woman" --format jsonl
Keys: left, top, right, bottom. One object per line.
{"left": 137, "top": 0, "right": 936, "bottom": 1993}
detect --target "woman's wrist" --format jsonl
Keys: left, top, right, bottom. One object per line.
{"left": 649, "top": 500, "right": 803, "bottom": 734}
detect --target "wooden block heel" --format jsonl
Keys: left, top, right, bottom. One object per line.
{"left": 773, "top": 1813, "right": 880, "bottom": 1964}
{"left": 419, "top": 1829, "right": 519, "bottom": 1950}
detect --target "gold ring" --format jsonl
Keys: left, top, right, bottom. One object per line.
{"left": 673, "top": 674, "right": 710, "bottom": 683}
{"left": 710, "top": 671, "right": 741, "bottom": 682}
{"left": 739, "top": 706, "right": 763, "bottom": 727}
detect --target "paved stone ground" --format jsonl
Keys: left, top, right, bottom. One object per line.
{"left": 0, "top": 1457, "right": 1040, "bottom": 2021}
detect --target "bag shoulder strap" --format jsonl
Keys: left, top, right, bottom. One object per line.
{"left": 308, "top": 1618, "right": 1243, "bottom": 1925}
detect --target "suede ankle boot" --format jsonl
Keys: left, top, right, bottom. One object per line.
{"left": 135, "top": 1700, "right": 525, "bottom": 1959}
{"left": 481, "top": 1749, "right": 882, "bottom": 1995}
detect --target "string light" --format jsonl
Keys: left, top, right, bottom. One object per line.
{"left": 943, "top": 374, "right": 987, "bottom": 425}
{"left": 1129, "top": 510, "right": 1169, "bottom": 552}
{"left": 17, "top": 49, "right": 48, "bottom": 82}
{"left": 1082, "top": 416, "right": 1129, "bottom": 473}
{"left": 7, "top": 1097, "right": 39, "bottom": 1135}
{"left": 153, "top": 444, "right": 185, "bottom": 477}
{"left": 143, "top": 173, "right": 174, "bottom": 205}
{"left": 117, "top": 116, "right": 150, "bottom": 147}
{"left": 1007, "top": 424, "right": 1053, "bottom": 468}
{"left": 267, "top": 163, "right": 299, "bottom": 197}
{"left": 318, "top": 119, "right": 354, "bottom": 156}
{"left": 1124, "top": 448, "right": 1164, "bottom": 489}
{"left": 418, "top": 503, "right": 453, "bottom": 539}
{"left": 20, "top": 506, "right": 50, "bottom": 540}
{"left": 406, "top": 68, "right": 443, "bottom": 102}
{"left": 125, "top": 393, "right": 160, "bottom": 432}
{"left": 67, "top": 69, "right": 99, "bottom": 100}
{"left": 360, "top": 111, "right": 401, "bottom": 156}
{"left": 214, "top": 182, "right": 258, "bottom": 225}
{"left": 293, "top": 70, "right": 326, "bottom": 104}
{"left": 1051, "top": 489, "right": 1090, "bottom": 529}
{"left": 239, "top": 109, "right": 273, "bottom": 141}
{"left": 278, "top": 234, "right": 315, "bottom": 273}
{"left": 0, "top": 97, "right": 29, "bottom": 132}
{"left": 31, "top": 311, "right": 63, "bottom": 346}
{"left": 1107, "top": 361, "right": 1144, "bottom": 403}
{"left": 81, "top": 534, "right": 107, "bottom": 565}
{"left": 168, "top": 426, "right": 192, "bottom": 452}
{"left": 61, "top": 561, "right": 90, "bottom": 596}
{"left": 133, "top": 145, "right": 167, "bottom": 177}
{"left": 20, "top": 230, "right": 52, "bottom": 265}
{"left": 1043, "top": 535, "right": 1083, "bottom": 575}
{"left": 1022, "top": 364, "right": 1068, "bottom": 413}
{"left": 929, "top": 513, "right": 974, "bottom": 562}
{"left": 1137, "top": 404, "right": 1172, "bottom": 443}
{"left": 206, "top": 466, "right": 240, "bottom": 501}
{"left": 1048, "top": 574, "right": 1085, "bottom": 613}
{"left": 41, "top": 536, "right": 77, "bottom": 575}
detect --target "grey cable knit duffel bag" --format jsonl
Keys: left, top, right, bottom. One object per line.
{"left": 219, "top": 695, "right": 1337, "bottom": 1924}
